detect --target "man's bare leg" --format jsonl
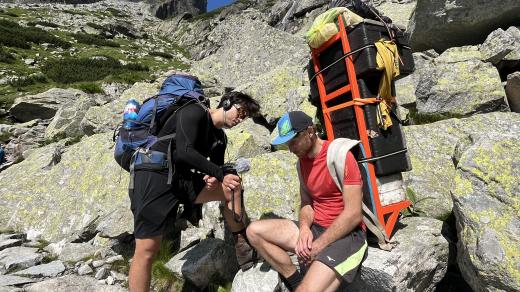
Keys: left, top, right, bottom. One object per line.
{"left": 246, "top": 219, "right": 300, "bottom": 278}
{"left": 295, "top": 260, "right": 342, "bottom": 292}
{"left": 129, "top": 236, "right": 162, "bottom": 292}
{"left": 195, "top": 184, "right": 245, "bottom": 232}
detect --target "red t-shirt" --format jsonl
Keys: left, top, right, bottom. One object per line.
{"left": 299, "top": 140, "right": 363, "bottom": 228}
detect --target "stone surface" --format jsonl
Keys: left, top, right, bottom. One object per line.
{"left": 225, "top": 119, "right": 271, "bottom": 160}
{"left": 166, "top": 238, "right": 238, "bottom": 289}
{"left": 415, "top": 51, "right": 508, "bottom": 117}
{"left": 58, "top": 243, "right": 100, "bottom": 263}
{"left": 480, "top": 28, "right": 517, "bottom": 64}
{"left": 408, "top": 0, "right": 520, "bottom": 52}
{"left": 77, "top": 264, "right": 93, "bottom": 276}
{"left": 452, "top": 134, "right": 520, "bottom": 291}
{"left": 506, "top": 72, "right": 520, "bottom": 113}
{"left": 403, "top": 112, "right": 520, "bottom": 220}
{"left": 45, "top": 95, "right": 96, "bottom": 142}
{"left": 0, "top": 275, "right": 34, "bottom": 287}
{"left": 9, "top": 88, "right": 85, "bottom": 123}
{"left": 25, "top": 275, "right": 126, "bottom": 292}
{"left": 231, "top": 262, "right": 284, "bottom": 292}
{"left": 0, "top": 247, "right": 42, "bottom": 275}
{"left": 0, "top": 133, "right": 130, "bottom": 243}
{"left": 0, "top": 239, "right": 22, "bottom": 252}
{"left": 12, "top": 260, "right": 65, "bottom": 278}
{"left": 348, "top": 217, "right": 449, "bottom": 292}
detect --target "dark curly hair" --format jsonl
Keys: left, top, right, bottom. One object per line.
{"left": 217, "top": 91, "right": 261, "bottom": 117}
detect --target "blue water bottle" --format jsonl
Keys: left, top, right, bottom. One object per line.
{"left": 123, "top": 99, "right": 140, "bottom": 128}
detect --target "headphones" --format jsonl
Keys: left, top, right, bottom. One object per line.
{"left": 222, "top": 98, "right": 232, "bottom": 111}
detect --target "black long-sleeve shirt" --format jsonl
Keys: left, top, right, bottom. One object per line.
{"left": 151, "top": 102, "right": 226, "bottom": 181}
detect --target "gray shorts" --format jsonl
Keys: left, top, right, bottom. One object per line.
{"left": 293, "top": 221, "right": 368, "bottom": 283}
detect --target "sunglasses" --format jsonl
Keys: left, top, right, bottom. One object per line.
{"left": 233, "top": 104, "right": 248, "bottom": 119}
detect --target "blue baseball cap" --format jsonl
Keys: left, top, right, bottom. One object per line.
{"left": 272, "top": 111, "right": 313, "bottom": 145}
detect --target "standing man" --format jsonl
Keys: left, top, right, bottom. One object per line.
{"left": 128, "top": 89, "right": 261, "bottom": 292}
{"left": 247, "top": 111, "right": 367, "bottom": 291}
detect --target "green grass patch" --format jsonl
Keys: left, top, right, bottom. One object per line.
{"left": 8, "top": 74, "right": 47, "bottom": 88}
{"left": 27, "top": 20, "right": 59, "bottom": 28}
{"left": 87, "top": 22, "right": 105, "bottom": 30}
{"left": 0, "top": 19, "right": 71, "bottom": 49}
{"left": 70, "top": 82, "right": 104, "bottom": 94}
{"left": 41, "top": 56, "right": 148, "bottom": 84}
{"left": 0, "top": 46, "right": 15, "bottom": 63}
{"left": 0, "top": 9, "right": 19, "bottom": 17}
{"left": 71, "top": 32, "right": 120, "bottom": 47}
{"left": 149, "top": 51, "right": 173, "bottom": 59}
{"left": 409, "top": 109, "right": 463, "bottom": 125}
{"left": 150, "top": 240, "right": 180, "bottom": 292}
{"left": 107, "top": 7, "right": 127, "bottom": 18}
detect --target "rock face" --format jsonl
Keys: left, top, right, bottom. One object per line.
{"left": 452, "top": 134, "right": 520, "bottom": 291}
{"left": 149, "top": 0, "right": 207, "bottom": 20}
{"left": 409, "top": 0, "right": 520, "bottom": 52}
{"left": 44, "top": 95, "right": 96, "bottom": 142}
{"left": 25, "top": 275, "right": 126, "bottom": 292}
{"left": 348, "top": 217, "right": 449, "bottom": 292}
{"left": 415, "top": 48, "right": 508, "bottom": 117}
{"left": 9, "top": 88, "right": 86, "bottom": 123}
{"left": 403, "top": 112, "right": 520, "bottom": 220}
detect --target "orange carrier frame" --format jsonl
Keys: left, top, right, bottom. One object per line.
{"left": 310, "top": 16, "right": 411, "bottom": 237}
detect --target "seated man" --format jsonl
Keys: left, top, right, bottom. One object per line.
{"left": 247, "top": 111, "right": 367, "bottom": 291}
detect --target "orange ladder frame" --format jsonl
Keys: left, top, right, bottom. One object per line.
{"left": 310, "top": 16, "right": 410, "bottom": 238}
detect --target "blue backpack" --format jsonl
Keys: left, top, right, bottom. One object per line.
{"left": 113, "top": 74, "right": 207, "bottom": 188}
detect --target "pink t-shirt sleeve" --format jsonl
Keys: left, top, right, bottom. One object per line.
{"left": 344, "top": 151, "right": 363, "bottom": 185}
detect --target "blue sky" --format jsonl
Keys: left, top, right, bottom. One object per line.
{"left": 207, "top": 0, "right": 235, "bottom": 11}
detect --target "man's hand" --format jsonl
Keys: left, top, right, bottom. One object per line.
{"left": 310, "top": 239, "right": 326, "bottom": 261}
{"left": 203, "top": 175, "right": 218, "bottom": 191}
{"left": 295, "top": 226, "right": 313, "bottom": 266}
{"left": 222, "top": 174, "right": 241, "bottom": 191}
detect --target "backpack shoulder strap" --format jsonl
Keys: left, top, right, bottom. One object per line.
{"left": 326, "top": 138, "right": 397, "bottom": 251}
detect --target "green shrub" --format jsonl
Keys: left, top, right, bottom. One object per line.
{"left": 9, "top": 74, "right": 48, "bottom": 88}
{"left": 0, "top": 46, "right": 15, "bottom": 63}
{"left": 0, "top": 19, "right": 70, "bottom": 49}
{"left": 72, "top": 82, "right": 104, "bottom": 94}
{"left": 149, "top": 51, "right": 173, "bottom": 59}
{"left": 0, "top": 9, "right": 18, "bottom": 17}
{"left": 86, "top": 22, "right": 105, "bottom": 30}
{"left": 107, "top": 7, "right": 127, "bottom": 17}
{"left": 27, "top": 20, "right": 59, "bottom": 28}
{"left": 42, "top": 56, "right": 148, "bottom": 84}
{"left": 72, "top": 32, "right": 120, "bottom": 47}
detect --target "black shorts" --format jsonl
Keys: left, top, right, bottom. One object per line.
{"left": 129, "top": 169, "right": 205, "bottom": 239}
{"left": 293, "top": 221, "right": 368, "bottom": 283}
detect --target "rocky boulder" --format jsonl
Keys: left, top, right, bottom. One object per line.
{"left": 408, "top": 0, "right": 520, "bottom": 52}
{"left": 403, "top": 112, "right": 520, "bottom": 220}
{"left": 25, "top": 275, "right": 126, "bottom": 292}
{"left": 349, "top": 217, "right": 449, "bottom": 291}
{"left": 0, "top": 247, "right": 43, "bottom": 275}
{"left": 452, "top": 134, "right": 520, "bottom": 291}
{"left": 479, "top": 28, "right": 518, "bottom": 65}
{"left": 415, "top": 47, "right": 508, "bottom": 117}
{"left": 0, "top": 133, "right": 130, "bottom": 242}
{"left": 505, "top": 71, "right": 520, "bottom": 113}
{"left": 225, "top": 119, "right": 271, "bottom": 161}
{"left": 9, "top": 88, "right": 86, "bottom": 123}
{"left": 44, "top": 95, "right": 96, "bottom": 142}
{"left": 148, "top": 0, "right": 206, "bottom": 20}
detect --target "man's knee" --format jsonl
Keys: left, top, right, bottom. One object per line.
{"left": 134, "top": 238, "right": 161, "bottom": 261}
{"left": 246, "top": 221, "right": 264, "bottom": 245}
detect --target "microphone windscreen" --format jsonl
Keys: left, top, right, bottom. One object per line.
{"left": 235, "top": 157, "right": 251, "bottom": 173}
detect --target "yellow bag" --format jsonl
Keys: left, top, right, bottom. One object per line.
{"left": 306, "top": 8, "right": 363, "bottom": 49}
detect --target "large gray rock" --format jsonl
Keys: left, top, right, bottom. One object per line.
{"left": 231, "top": 262, "right": 284, "bottom": 292}
{"left": 149, "top": 0, "right": 206, "bottom": 20}
{"left": 2, "top": 120, "right": 48, "bottom": 163}
{"left": 479, "top": 28, "right": 517, "bottom": 65}
{"left": 0, "top": 275, "right": 34, "bottom": 287}
{"left": 0, "top": 239, "right": 22, "bottom": 252}
{"left": 348, "top": 217, "right": 448, "bottom": 292}
{"left": 44, "top": 95, "right": 96, "bottom": 142}
{"left": 408, "top": 0, "right": 520, "bottom": 52}
{"left": 403, "top": 112, "right": 520, "bottom": 220}
{"left": 192, "top": 13, "right": 308, "bottom": 89}
{"left": 415, "top": 49, "right": 508, "bottom": 117}
{"left": 9, "top": 88, "right": 86, "bottom": 123}
{"left": 503, "top": 26, "right": 520, "bottom": 61}
{"left": 452, "top": 135, "right": 520, "bottom": 291}
{"left": 505, "top": 72, "right": 520, "bottom": 113}
{"left": 376, "top": 1, "right": 417, "bottom": 29}
{"left": 12, "top": 260, "right": 65, "bottom": 278}
{"left": 0, "top": 133, "right": 130, "bottom": 242}
{"left": 0, "top": 247, "right": 43, "bottom": 275}
{"left": 241, "top": 151, "right": 299, "bottom": 221}
{"left": 166, "top": 238, "right": 238, "bottom": 289}
{"left": 225, "top": 119, "right": 271, "bottom": 161}
{"left": 25, "top": 275, "right": 126, "bottom": 292}
{"left": 57, "top": 243, "right": 101, "bottom": 263}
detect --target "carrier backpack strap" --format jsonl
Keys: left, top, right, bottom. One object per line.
{"left": 327, "top": 138, "right": 397, "bottom": 251}
{"left": 128, "top": 150, "right": 140, "bottom": 190}
{"left": 149, "top": 95, "right": 160, "bottom": 132}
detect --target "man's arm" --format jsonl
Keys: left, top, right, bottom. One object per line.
{"left": 311, "top": 183, "right": 363, "bottom": 257}
{"left": 295, "top": 183, "right": 315, "bottom": 263}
